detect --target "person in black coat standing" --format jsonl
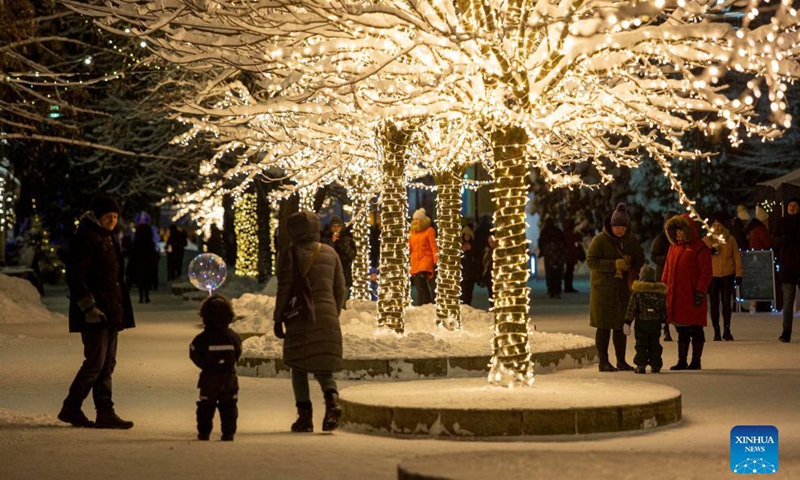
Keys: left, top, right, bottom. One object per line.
{"left": 322, "top": 215, "right": 356, "bottom": 305}
{"left": 190, "top": 295, "right": 242, "bottom": 441}
{"left": 58, "top": 195, "right": 135, "bottom": 429}
{"left": 538, "top": 218, "right": 565, "bottom": 299}
{"left": 131, "top": 223, "right": 159, "bottom": 303}
{"left": 650, "top": 211, "right": 677, "bottom": 341}
{"left": 166, "top": 224, "right": 188, "bottom": 281}
{"left": 775, "top": 198, "right": 800, "bottom": 342}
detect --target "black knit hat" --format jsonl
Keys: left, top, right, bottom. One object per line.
{"left": 329, "top": 215, "right": 344, "bottom": 227}
{"left": 610, "top": 203, "right": 631, "bottom": 227}
{"left": 200, "top": 294, "right": 235, "bottom": 328}
{"left": 91, "top": 194, "right": 121, "bottom": 219}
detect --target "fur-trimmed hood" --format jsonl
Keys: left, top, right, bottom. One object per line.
{"left": 665, "top": 214, "right": 700, "bottom": 245}
{"left": 411, "top": 215, "right": 432, "bottom": 233}
{"left": 631, "top": 280, "right": 667, "bottom": 295}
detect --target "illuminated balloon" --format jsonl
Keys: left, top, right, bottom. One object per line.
{"left": 188, "top": 253, "right": 227, "bottom": 294}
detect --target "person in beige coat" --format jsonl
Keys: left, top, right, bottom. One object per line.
{"left": 703, "top": 214, "right": 743, "bottom": 341}
{"left": 273, "top": 211, "right": 346, "bottom": 433}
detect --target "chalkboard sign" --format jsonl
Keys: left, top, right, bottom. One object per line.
{"left": 740, "top": 250, "right": 775, "bottom": 301}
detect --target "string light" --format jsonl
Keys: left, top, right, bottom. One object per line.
{"left": 234, "top": 192, "right": 259, "bottom": 278}
{"left": 376, "top": 123, "right": 413, "bottom": 333}
{"left": 76, "top": 0, "right": 800, "bottom": 386}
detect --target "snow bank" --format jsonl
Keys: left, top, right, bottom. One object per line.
{"left": 232, "top": 295, "right": 593, "bottom": 360}
{"left": 0, "top": 273, "right": 65, "bottom": 325}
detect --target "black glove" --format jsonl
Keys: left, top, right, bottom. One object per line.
{"left": 735, "top": 276, "right": 743, "bottom": 286}
{"left": 84, "top": 306, "right": 107, "bottom": 324}
{"left": 693, "top": 291, "right": 704, "bottom": 307}
{"left": 273, "top": 320, "right": 286, "bottom": 339}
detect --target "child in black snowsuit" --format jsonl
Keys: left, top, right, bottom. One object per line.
{"left": 190, "top": 294, "right": 242, "bottom": 441}
{"left": 624, "top": 263, "right": 668, "bottom": 374}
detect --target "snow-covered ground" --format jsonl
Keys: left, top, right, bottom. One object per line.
{"left": 232, "top": 296, "right": 593, "bottom": 359}
{"left": 0, "top": 281, "right": 799, "bottom": 480}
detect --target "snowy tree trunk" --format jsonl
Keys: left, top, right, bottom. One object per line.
{"left": 350, "top": 196, "right": 373, "bottom": 301}
{"left": 489, "top": 126, "right": 534, "bottom": 386}
{"left": 433, "top": 170, "right": 465, "bottom": 329}
{"left": 377, "top": 124, "right": 412, "bottom": 334}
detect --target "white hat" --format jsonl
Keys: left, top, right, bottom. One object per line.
{"left": 736, "top": 205, "right": 750, "bottom": 222}
{"left": 412, "top": 208, "right": 427, "bottom": 221}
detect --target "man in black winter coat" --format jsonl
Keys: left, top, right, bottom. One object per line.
{"left": 775, "top": 198, "right": 800, "bottom": 343}
{"left": 58, "top": 195, "right": 135, "bottom": 429}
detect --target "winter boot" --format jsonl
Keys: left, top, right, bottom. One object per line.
{"left": 322, "top": 390, "right": 342, "bottom": 432}
{"left": 634, "top": 366, "right": 647, "bottom": 374}
{"left": 663, "top": 325, "right": 673, "bottom": 342}
{"left": 95, "top": 410, "right": 134, "bottom": 429}
{"left": 58, "top": 402, "right": 95, "bottom": 428}
{"left": 596, "top": 329, "right": 617, "bottom": 372}
{"left": 688, "top": 335, "right": 704, "bottom": 370}
{"left": 712, "top": 324, "right": 721, "bottom": 341}
{"left": 670, "top": 340, "right": 690, "bottom": 371}
{"left": 613, "top": 330, "right": 634, "bottom": 371}
{"left": 779, "top": 331, "right": 791, "bottom": 343}
{"left": 221, "top": 434, "right": 234, "bottom": 441}
{"left": 723, "top": 325, "right": 734, "bottom": 341}
{"left": 291, "top": 401, "right": 313, "bottom": 433}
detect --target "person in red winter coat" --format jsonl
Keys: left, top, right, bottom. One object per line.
{"left": 409, "top": 208, "right": 438, "bottom": 306}
{"left": 663, "top": 214, "right": 712, "bottom": 370}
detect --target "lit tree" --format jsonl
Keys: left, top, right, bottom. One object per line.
{"left": 408, "top": 117, "right": 492, "bottom": 329}
{"left": 73, "top": 0, "right": 800, "bottom": 386}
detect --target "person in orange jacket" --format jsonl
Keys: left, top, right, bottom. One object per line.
{"left": 409, "top": 208, "right": 438, "bottom": 305}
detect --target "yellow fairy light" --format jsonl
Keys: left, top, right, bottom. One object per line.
{"left": 234, "top": 192, "right": 259, "bottom": 278}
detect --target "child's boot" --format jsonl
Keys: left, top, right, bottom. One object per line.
{"left": 291, "top": 401, "right": 313, "bottom": 433}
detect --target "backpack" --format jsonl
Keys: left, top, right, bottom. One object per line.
{"left": 280, "top": 243, "right": 320, "bottom": 324}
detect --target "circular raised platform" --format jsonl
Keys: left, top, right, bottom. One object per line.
{"left": 236, "top": 344, "right": 597, "bottom": 380}
{"left": 340, "top": 377, "right": 681, "bottom": 437}
{"left": 397, "top": 451, "right": 789, "bottom": 480}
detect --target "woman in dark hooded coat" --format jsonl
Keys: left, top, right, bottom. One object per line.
{"left": 273, "top": 211, "right": 346, "bottom": 433}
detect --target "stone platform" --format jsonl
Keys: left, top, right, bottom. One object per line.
{"left": 236, "top": 344, "right": 597, "bottom": 380}
{"left": 397, "top": 451, "right": 790, "bottom": 479}
{"left": 340, "top": 376, "right": 681, "bottom": 437}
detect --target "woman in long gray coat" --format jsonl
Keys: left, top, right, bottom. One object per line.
{"left": 587, "top": 204, "right": 645, "bottom": 372}
{"left": 273, "top": 211, "right": 346, "bottom": 433}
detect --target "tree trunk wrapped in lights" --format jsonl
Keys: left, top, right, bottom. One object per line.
{"left": 269, "top": 204, "right": 279, "bottom": 276}
{"left": 489, "top": 126, "right": 534, "bottom": 387}
{"left": 234, "top": 192, "right": 259, "bottom": 278}
{"left": 377, "top": 124, "right": 412, "bottom": 334}
{"left": 433, "top": 169, "right": 465, "bottom": 329}
{"left": 350, "top": 198, "right": 373, "bottom": 301}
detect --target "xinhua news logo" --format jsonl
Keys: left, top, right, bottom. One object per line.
{"left": 730, "top": 425, "right": 779, "bottom": 474}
